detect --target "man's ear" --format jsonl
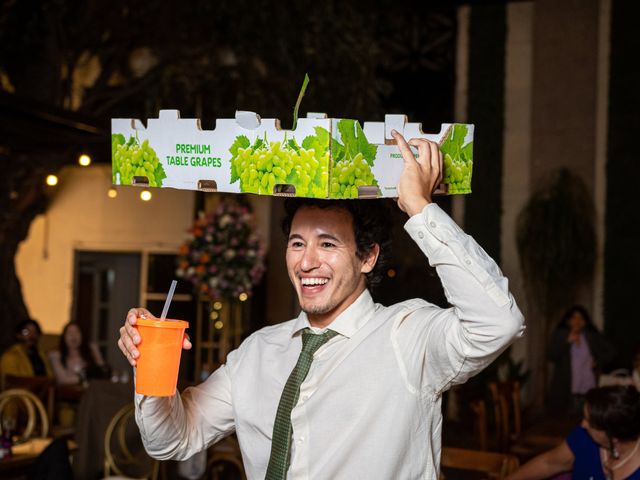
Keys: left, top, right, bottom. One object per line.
{"left": 360, "top": 243, "right": 380, "bottom": 274}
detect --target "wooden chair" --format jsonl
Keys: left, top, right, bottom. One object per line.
{"left": 0, "top": 388, "right": 50, "bottom": 443}
{"left": 489, "top": 381, "right": 566, "bottom": 460}
{"left": 103, "top": 402, "right": 159, "bottom": 480}
{"left": 488, "top": 381, "right": 521, "bottom": 452}
{"left": 2, "top": 374, "right": 55, "bottom": 425}
{"left": 441, "top": 447, "right": 519, "bottom": 479}
{"left": 470, "top": 398, "right": 488, "bottom": 451}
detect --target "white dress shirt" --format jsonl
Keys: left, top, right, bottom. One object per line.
{"left": 135, "top": 203, "right": 525, "bottom": 479}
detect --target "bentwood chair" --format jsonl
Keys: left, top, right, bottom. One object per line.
{"left": 103, "top": 402, "right": 159, "bottom": 480}
{"left": 0, "top": 388, "right": 50, "bottom": 443}
{"left": 1, "top": 374, "right": 55, "bottom": 425}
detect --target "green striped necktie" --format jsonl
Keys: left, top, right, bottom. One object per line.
{"left": 265, "top": 328, "right": 338, "bottom": 480}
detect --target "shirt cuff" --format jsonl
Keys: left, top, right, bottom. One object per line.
{"left": 403, "top": 203, "right": 464, "bottom": 255}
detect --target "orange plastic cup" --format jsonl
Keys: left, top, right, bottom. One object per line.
{"left": 135, "top": 318, "right": 189, "bottom": 396}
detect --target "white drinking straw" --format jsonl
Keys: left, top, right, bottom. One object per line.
{"left": 160, "top": 280, "right": 177, "bottom": 320}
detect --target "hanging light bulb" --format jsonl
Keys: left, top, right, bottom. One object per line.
{"left": 78, "top": 154, "right": 92, "bottom": 166}
{"left": 46, "top": 175, "right": 58, "bottom": 186}
{"left": 238, "top": 292, "right": 248, "bottom": 302}
{"left": 107, "top": 188, "right": 118, "bottom": 199}
{"left": 140, "top": 190, "right": 152, "bottom": 201}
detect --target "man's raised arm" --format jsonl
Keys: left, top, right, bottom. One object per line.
{"left": 391, "top": 130, "right": 525, "bottom": 393}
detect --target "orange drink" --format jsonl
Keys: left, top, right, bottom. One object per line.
{"left": 135, "top": 318, "right": 188, "bottom": 396}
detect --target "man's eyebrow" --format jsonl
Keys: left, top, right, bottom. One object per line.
{"left": 318, "top": 233, "right": 341, "bottom": 242}
{"left": 287, "top": 233, "right": 342, "bottom": 242}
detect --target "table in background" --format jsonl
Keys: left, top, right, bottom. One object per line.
{"left": 0, "top": 438, "right": 77, "bottom": 480}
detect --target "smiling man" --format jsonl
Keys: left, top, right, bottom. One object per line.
{"left": 284, "top": 203, "right": 381, "bottom": 328}
{"left": 118, "top": 131, "right": 525, "bottom": 479}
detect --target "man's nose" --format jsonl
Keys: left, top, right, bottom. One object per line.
{"left": 300, "top": 246, "right": 320, "bottom": 271}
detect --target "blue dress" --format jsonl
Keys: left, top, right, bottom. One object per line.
{"left": 567, "top": 427, "right": 640, "bottom": 479}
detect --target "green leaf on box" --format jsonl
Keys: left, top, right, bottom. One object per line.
{"left": 287, "top": 138, "right": 300, "bottom": 152}
{"left": 301, "top": 126, "right": 330, "bottom": 163}
{"left": 337, "top": 119, "right": 357, "bottom": 159}
{"left": 441, "top": 124, "right": 468, "bottom": 162}
{"left": 230, "top": 135, "right": 251, "bottom": 157}
{"left": 253, "top": 138, "right": 265, "bottom": 151}
{"left": 112, "top": 133, "right": 125, "bottom": 147}
{"left": 356, "top": 121, "right": 377, "bottom": 165}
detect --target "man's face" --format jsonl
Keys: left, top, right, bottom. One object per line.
{"left": 286, "top": 206, "right": 378, "bottom": 327}
{"left": 17, "top": 323, "right": 39, "bottom": 347}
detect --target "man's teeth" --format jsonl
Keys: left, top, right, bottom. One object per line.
{"left": 301, "top": 278, "right": 328, "bottom": 286}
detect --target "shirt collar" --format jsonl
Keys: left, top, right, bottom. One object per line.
{"left": 290, "top": 289, "right": 376, "bottom": 339}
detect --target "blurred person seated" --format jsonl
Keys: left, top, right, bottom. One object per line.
{"left": 506, "top": 385, "right": 640, "bottom": 480}
{"left": 0, "top": 319, "right": 53, "bottom": 385}
{"left": 48, "top": 322, "right": 109, "bottom": 385}
{"left": 547, "top": 305, "right": 615, "bottom": 414}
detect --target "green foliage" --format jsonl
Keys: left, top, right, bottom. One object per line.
{"left": 516, "top": 168, "right": 597, "bottom": 318}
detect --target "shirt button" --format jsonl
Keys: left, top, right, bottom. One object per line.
{"left": 465, "top": 258, "right": 472, "bottom": 265}
{"left": 430, "top": 221, "right": 436, "bottom": 228}
{"left": 418, "top": 231, "right": 425, "bottom": 239}
{"left": 298, "top": 437, "right": 305, "bottom": 444}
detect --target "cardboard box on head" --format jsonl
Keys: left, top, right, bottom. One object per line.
{"left": 111, "top": 110, "right": 474, "bottom": 199}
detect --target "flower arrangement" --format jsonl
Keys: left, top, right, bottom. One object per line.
{"left": 176, "top": 199, "right": 266, "bottom": 300}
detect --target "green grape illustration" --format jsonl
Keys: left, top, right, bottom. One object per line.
{"left": 112, "top": 134, "right": 167, "bottom": 187}
{"left": 330, "top": 153, "right": 377, "bottom": 199}
{"left": 229, "top": 134, "right": 329, "bottom": 198}
{"left": 440, "top": 124, "right": 473, "bottom": 194}
{"left": 329, "top": 120, "right": 379, "bottom": 199}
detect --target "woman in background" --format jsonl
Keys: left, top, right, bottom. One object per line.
{"left": 548, "top": 305, "right": 615, "bottom": 414}
{"left": 48, "top": 323, "right": 108, "bottom": 385}
{"left": 507, "top": 386, "right": 640, "bottom": 480}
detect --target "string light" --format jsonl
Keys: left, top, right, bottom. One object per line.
{"left": 78, "top": 154, "right": 91, "bottom": 166}
{"left": 387, "top": 268, "right": 397, "bottom": 278}
{"left": 213, "top": 301, "right": 223, "bottom": 310}
{"left": 140, "top": 190, "right": 152, "bottom": 201}
{"left": 107, "top": 188, "right": 118, "bottom": 199}
{"left": 46, "top": 175, "right": 58, "bottom": 186}
{"left": 209, "top": 311, "right": 219, "bottom": 321}
{"left": 238, "top": 292, "right": 248, "bottom": 302}
{"left": 214, "top": 320, "right": 224, "bottom": 330}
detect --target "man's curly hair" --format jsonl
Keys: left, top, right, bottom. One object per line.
{"left": 282, "top": 198, "right": 393, "bottom": 290}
